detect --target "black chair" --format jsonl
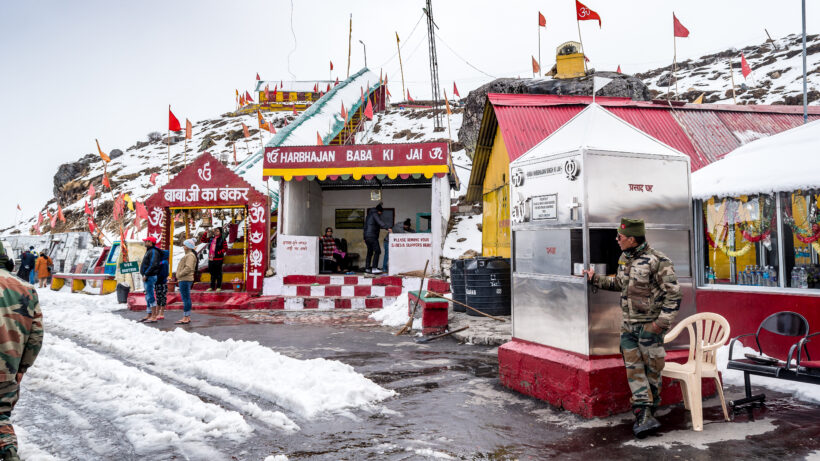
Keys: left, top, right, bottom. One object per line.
{"left": 318, "top": 239, "right": 335, "bottom": 274}
{"left": 727, "top": 311, "right": 814, "bottom": 408}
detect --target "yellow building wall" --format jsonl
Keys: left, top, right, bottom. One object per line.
{"left": 556, "top": 53, "right": 586, "bottom": 79}
{"left": 482, "top": 129, "right": 511, "bottom": 258}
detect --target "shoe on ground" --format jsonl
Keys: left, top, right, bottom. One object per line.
{"left": 371, "top": 268, "right": 382, "bottom": 274}
{"left": 365, "top": 268, "right": 372, "bottom": 274}
{"left": 215, "top": 288, "right": 222, "bottom": 292}
{"left": 205, "top": 288, "right": 214, "bottom": 292}
{"left": 632, "top": 407, "right": 661, "bottom": 438}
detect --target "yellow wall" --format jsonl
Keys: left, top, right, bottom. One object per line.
{"left": 482, "top": 129, "right": 511, "bottom": 257}
{"left": 556, "top": 53, "right": 586, "bottom": 79}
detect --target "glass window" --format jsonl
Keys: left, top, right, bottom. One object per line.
{"left": 702, "top": 194, "right": 779, "bottom": 286}
{"left": 780, "top": 190, "right": 820, "bottom": 289}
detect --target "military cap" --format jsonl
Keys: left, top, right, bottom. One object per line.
{"left": 618, "top": 218, "right": 645, "bottom": 237}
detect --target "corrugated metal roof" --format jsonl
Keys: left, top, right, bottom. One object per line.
{"left": 465, "top": 93, "right": 820, "bottom": 201}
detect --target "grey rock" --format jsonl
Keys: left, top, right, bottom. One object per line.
{"left": 109, "top": 149, "right": 123, "bottom": 160}
{"left": 458, "top": 73, "right": 651, "bottom": 158}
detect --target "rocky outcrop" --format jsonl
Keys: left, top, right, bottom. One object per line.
{"left": 52, "top": 154, "right": 98, "bottom": 203}
{"left": 458, "top": 73, "right": 651, "bottom": 158}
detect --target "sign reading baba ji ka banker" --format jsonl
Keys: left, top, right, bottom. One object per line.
{"left": 262, "top": 142, "right": 450, "bottom": 180}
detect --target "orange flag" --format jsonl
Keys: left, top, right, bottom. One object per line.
{"left": 316, "top": 132, "right": 323, "bottom": 145}
{"left": 17, "top": 204, "right": 21, "bottom": 211}
{"left": 95, "top": 139, "right": 111, "bottom": 163}
{"left": 364, "top": 98, "right": 374, "bottom": 120}
{"left": 444, "top": 89, "right": 451, "bottom": 115}
{"left": 49, "top": 210, "right": 57, "bottom": 228}
{"left": 531, "top": 56, "right": 541, "bottom": 75}
{"left": 58, "top": 204, "right": 65, "bottom": 222}
{"left": 240, "top": 95, "right": 246, "bottom": 106}
{"left": 185, "top": 119, "right": 193, "bottom": 139}
{"left": 242, "top": 123, "right": 250, "bottom": 138}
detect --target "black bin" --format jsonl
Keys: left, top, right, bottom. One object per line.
{"left": 116, "top": 283, "right": 131, "bottom": 304}
{"left": 464, "top": 257, "right": 511, "bottom": 316}
{"left": 450, "top": 259, "right": 467, "bottom": 312}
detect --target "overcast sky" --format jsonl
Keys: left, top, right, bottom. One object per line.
{"left": 1, "top": 0, "right": 816, "bottom": 228}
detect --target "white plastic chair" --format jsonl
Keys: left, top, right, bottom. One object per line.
{"left": 662, "top": 312, "right": 731, "bottom": 431}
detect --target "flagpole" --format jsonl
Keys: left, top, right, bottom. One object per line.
{"left": 729, "top": 58, "right": 737, "bottom": 104}
{"left": 183, "top": 136, "right": 188, "bottom": 164}
{"left": 346, "top": 14, "right": 352, "bottom": 78}
{"left": 577, "top": 20, "right": 587, "bottom": 74}
{"left": 397, "top": 32, "right": 406, "bottom": 104}
{"left": 167, "top": 105, "right": 171, "bottom": 184}
{"left": 538, "top": 22, "right": 541, "bottom": 79}
{"left": 673, "top": 36, "right": 679, "bottom": 100}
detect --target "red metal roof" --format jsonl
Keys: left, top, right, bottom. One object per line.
{"left": 466, "top": 94, "right": 820, "bottom": 201}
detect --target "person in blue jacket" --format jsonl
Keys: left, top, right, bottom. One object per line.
{"left": 139, "top": 237, "right": 162, "bottom": 323}
{"left": 153, "top": 246, "right": 170, "bottom": 321}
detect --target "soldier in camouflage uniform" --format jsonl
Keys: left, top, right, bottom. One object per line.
{"left": 0, "top": 242, "right": 44, "bottom": 460}
{"left": 583, "top": 218, "right": 681, "bottom": 438}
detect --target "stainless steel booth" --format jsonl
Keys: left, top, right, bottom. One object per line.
{"left": 508, "top": 112, "right": 694, "bottom": 356}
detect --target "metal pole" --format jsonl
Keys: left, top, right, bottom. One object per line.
{"left": 359, "top": 40, "right": 367, "bottom": 68}
{"left": 673, "top": 37, "right": 679, "bottom": 100}
{"left": 425, "top": 0, "right": 442, "bottom": 129}
{"left": 802, "top": 0, "right": 808, "bottom": 123}
{"left": 538, "top": 23, "right": 541, "bottom": 79}
{"left": 729, "top": 58, "right": 737, "bottom": 104}
{"left": 577, "top": 20, "right": 587, "bottom": 74}
{"left": 397, "top": 32, "right": 406, "bottom": 103}
{"left": 346, "top": 14, "right": 352, "bottom": 78}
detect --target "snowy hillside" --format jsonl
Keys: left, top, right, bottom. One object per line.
{"left": 638, "top": 33, "right": 820, "bottom": 105}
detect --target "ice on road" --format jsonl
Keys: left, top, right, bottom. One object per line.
{"left": 13, "top": 289, "right": 395, "bottom": 460}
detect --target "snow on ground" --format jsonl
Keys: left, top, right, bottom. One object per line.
{"left": 717, "top": 344, "right": 820, "bottom": 404}
{"left": 263, "top": 455, "right": 289, "bottom": 461}
{"left": 443, "top": 214, "right": 482, "bottom": 259}
{"left": 14, "top": 289, "right": 395, "bottom": 458}
{"left": 370, "top": 291, "right": 410, "bottom": 327}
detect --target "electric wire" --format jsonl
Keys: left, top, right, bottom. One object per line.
{"left": 286, "top": 0, "right": 297, "bottom": 79}
{"left": 378, "top": 12, "right": 426, "bottom": 69}
{"left": 434, "top": 31, "right": 496, "bottom": 79}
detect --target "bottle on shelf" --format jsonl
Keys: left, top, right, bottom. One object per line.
{"left": 762, "top": 265, "right": 770, "bottom": 287}
{"left": 800, "top": 266, "right": 809, "bottom": 289}
{"left": 770, "top": 266, "right": 778, "bottom": 287}
{"left": 791, "top": 267, "right": 799, "bottom": 288}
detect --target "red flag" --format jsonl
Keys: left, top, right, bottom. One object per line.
{"left": 87, "top": 216, "right": 96, "bottom": 234}
{"left": 239, "top": 95, "right": 246, "bottom": 106}
{"left": 268, "top": 123, "right": 276, "bottom": 134}
{"left": 617, "top": 65, "right": 622, "bottom": 73}
{"left": 293, "top": 105, "right": 298, "bottom": 115}
{"left": 169, "top": 107, "right": 182, "bottom": 131}
{"left": 245, "top": 91, "right": 254, "bottom": 103}
{"left": 58, "top": 205, "right": 65, "bottom": 222}
{"left": 103, "top": 173, "right": 110, "bottom": 189}
{"left": 36, "top": 211, "right": 43, "bottom": 230}
{"left": 386, "top": 87, "right": 391, "bottom": 98}
{"left": 326, "top": 83, "right": 331, "bottom": 92}
{"left": 185, "top": 119, "right": 193, "bottom": 139}
{"left": 88, "top": 184, "right": 96, "bottom": 200}
{"left": 256, "top": 72, "right": 260, "bottom": 80}
{"left": 314, "top": 83, "right": 319, "bottom": 93}
{"left": 84, "top": 201, "right": 92, "bottom": 215}
{"left": 576, "top": 0, "right": 601, "bottom": 27}
{"left": 149, "top": 172, "right": 158, "bottom": 185}
{"left": 335, "top": 77, "right": 339, "bottom": 86}
{"left": 740, "top": 52, "right": 752, "bottom": 79}
{"left": 407, "top": 90, "right": 414, "bottom": 102}
{"left": 120, "top": 227, "right": 128, "bottom": 248}
{"left": 280, "top": 80, "right": 283, "bottom": 87}
{"left": 316, "top": 132, "right": 323, "bottom": 145}
{"left": 341, "top": 102, "right": 347, "bottom": 121}
{"left": 16, "top": 204, "right": 20, "bottom": 211}
{"left": 673, "top": 13, "right": 689, "bottom": 38}
{"left": 532, "top": 56, "right": 541, "bottom": 74}
{"left": 364, "top": 98, "right": 374, "bottom": 120}
{"left": 50, "top": 210, "right": 57, "bottom": 228}
{"left": 113, "top": 195, "right": 124, "bottom": 220}
{"left": 242, "top": 123, "right": 250, "bottom": 138}
{"left": 330, "top": 61, "right": 334, "bottom": 71}
{"left": 453, "top": 82, "right": 460, "bottom": 98}
{"left": 538, "top": 12, "right": 546, "bottom": 27}
{"left": 135, "top": 201, "right": 149, "bottom": 221}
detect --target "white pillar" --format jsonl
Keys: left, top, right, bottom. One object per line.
{"left": 430, "top": 176, "right": 450, "bottom": 275}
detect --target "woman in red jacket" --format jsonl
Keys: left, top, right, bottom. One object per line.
{"left": 207, "top": 227, "right": 228, "bottom": 292}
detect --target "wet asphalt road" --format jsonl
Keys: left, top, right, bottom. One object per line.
{"left": 120, "top": 309, "right": 820, "bottom": 461}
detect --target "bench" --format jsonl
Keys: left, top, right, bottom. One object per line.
{"left": 51, "top": 272, "right": 117, "bottom": 295}
{"left": 726, "top": 311, "right": 820, "bottom": 408}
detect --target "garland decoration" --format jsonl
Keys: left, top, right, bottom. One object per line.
{"left": 717, "top": 239, "right": 754, "bottom": 258}
{"left": 783, "top": 190, "right": 820, "bottom": 244}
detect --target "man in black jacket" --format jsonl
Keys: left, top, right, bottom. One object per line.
{"left": 139, "top": 237, "right": 161, "bottom": 322}
{"left": 363, "top": 204, "right": 391, "bottom": 274}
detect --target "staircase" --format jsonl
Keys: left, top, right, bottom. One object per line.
{"left": 328, "top": 108, "right": 364, "bottom": 145}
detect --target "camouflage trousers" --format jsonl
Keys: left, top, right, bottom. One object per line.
{"left": 620, "top": 322, "right": 667, "bottom": 409}
{"left": 0, "top": 381, "right": 20, "bottom": 455}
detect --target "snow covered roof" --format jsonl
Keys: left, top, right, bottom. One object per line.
{"left": 512, "top": 103, "right": 688, "bottom": 165}
{"left": 692, "top": 119, "right": 820, "bottom": 199}
{"left": 254, "top": 80, "right": 334, "bottom": 93}
{"left": 235, "top": 68, "right": 381, "bottom": 191}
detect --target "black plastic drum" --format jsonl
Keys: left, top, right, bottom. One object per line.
{"left": 450, "top": 259, "right": 467, "bottom": 312}
{"left": 464, "top": 257, "right": 511, "bottom": 316}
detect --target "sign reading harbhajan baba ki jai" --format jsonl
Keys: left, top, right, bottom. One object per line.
{"left": 262, "top": 142, "right": 450, "bottom": 179}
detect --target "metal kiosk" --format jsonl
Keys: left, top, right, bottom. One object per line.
{"left": 498, "top": 104, "right": 703, "bottom": 417}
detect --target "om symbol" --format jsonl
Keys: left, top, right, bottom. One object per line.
{"left": 197, "top": 162, "right": 212, "bottom": 181}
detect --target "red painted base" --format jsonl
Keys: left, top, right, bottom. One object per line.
{"left": 498, "top": 338, "right": 718, "bottom": 418}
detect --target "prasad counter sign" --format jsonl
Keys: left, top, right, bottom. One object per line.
{"left": 263, "top": 142, "right": 450, "bottom": 180}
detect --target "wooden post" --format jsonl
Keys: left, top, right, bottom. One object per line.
{"left": 397, "top": 32, "right": 406, "bottom": 103}
{"left": 729, "top": 58, "right": 737, "bottom": 104}
{"left": 346, "top": 14, "right": 352, "bottom": 78}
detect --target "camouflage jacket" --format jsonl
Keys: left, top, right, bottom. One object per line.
{"left": 591, "top": 243, "right": 682, "bottom": 329}
{"left": 0, "top": 269, "right": 43, "bottom": 382}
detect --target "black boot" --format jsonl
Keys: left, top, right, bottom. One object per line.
{"left": 632, "top": 407, "right": 661, "bottom": 438}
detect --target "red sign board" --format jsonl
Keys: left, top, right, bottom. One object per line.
{"left": 262, "top": 142, "right": 450, "bottom": 181}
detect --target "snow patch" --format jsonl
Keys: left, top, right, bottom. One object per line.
{"left": 717, "top": 344, "right": 820, "bottom": 404}
{"left": 369, "top": 291, "right": 410, "bottom": 327}
{"left": 443, "top": 214, "right": 481, "bottom": 259}
{"left": 623, "top": 419, "right": 777, "bottom": 450}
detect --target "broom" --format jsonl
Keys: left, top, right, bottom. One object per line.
{"left": 395, "top": 260, "right": 429, "bottom": 336}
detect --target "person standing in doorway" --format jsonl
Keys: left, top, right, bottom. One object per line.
{"left": 583, "top": 218, "right": 681, "bottom": 438}
{"left": 34, "top": 251, "right": 52, "bottom": 289}
{"left": 363, "top": 204, "right": 391, "bottom": 274}
{"left": 175, "top": 239, "right": 197, "bottom": 325}
{"left": 0, "top": 242, "right": 43, "bottom": 461}
{"left": 139, "top": 237, "right": 162, "bottom": 323}
{"left": 207, "top": 227, "right": 227, "bottom": 291}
